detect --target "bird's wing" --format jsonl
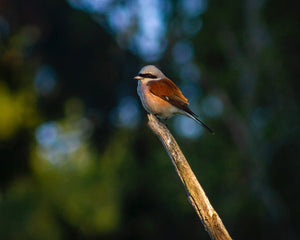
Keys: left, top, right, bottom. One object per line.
{"left": 147, "top": 78, "right": 189, "bottom": 103}
{"left": 147, "top": 78, "right": 194, "bottom": 114}
{"left": 147, "top": 78, "right": 214, "bottom": 134}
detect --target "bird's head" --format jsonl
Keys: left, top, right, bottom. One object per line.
{"left": 134, "top": 65, "right": 166, "bottom": 81}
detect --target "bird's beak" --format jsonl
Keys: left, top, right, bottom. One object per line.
{"left": 134, "top": 75, "right": 142, "bottom": 80}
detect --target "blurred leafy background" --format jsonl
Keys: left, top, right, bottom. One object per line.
{"left": 0, "top": 0, "right": 299, "bottom": 239}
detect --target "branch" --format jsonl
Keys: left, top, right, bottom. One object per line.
{"left": 147, "top": 114, "right": 232, "bottom": 240}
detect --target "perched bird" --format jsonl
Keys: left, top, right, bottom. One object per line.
{"left": 134, "top": 65, "right": 214, "bottom": 134}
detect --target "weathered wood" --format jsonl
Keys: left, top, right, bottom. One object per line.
{"left": 147, "top": 114, "right": 232, "bottom": 240}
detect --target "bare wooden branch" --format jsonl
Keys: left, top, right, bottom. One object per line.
{"left": 147, "top": 114, "right": 232, "bottom": 240}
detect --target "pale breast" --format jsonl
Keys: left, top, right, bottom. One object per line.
{"left": 137, "top": 80, "right": 177, "bottom": 119}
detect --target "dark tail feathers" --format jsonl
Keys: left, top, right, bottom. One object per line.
{"left": 186, "top": 112, "right": 215, "bottom": 134}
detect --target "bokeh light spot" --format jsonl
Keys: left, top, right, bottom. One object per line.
{"left": 179, "top": 0, "right": 207, "bottom": 17}
{"left": 35, "top": 122, "right": 59, "bottom": 147}
{"left": 68, "top": 0, "right": 112, "bottom": 13}
{"left": 113, "top": 96, "right": 140, "bottom": 129}
{"left": 34, "top": 65, "right": 57, "bottom": 95}
{"left": 69, "top": 0, "right": 169, "bottom": 62}
{"left": 202, "top": 95, "right": 223, "bottom": 118}
{"left": 133, "top": 0, "right": 167, "bottom": 61}
{"left": 35, "top": 116, "right": 93, "bottom": 165}
{"left": 108, "top": 5, "right": 132, "bottom": 33}
{"left": 174, "top": 116, "right": 203, "bottom": 139}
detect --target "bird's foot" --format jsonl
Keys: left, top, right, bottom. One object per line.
{"left": 153, "top": 114, "right": 169, "bottom": 127}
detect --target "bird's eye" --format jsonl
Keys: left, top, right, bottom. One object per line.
{"left": 139, "top": 73, "right": 157, "bottom": 79}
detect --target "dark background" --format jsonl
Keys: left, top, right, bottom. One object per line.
{"left": 0, "top": 0, "right": 299, "bottom": 239}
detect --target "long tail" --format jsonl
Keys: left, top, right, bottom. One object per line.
{"left": 185, "top": 112, "right": 215, "bottom": 135}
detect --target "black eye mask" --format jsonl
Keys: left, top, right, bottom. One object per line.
{"left": 139, "top": 73, "right": 157, "bottom": 79}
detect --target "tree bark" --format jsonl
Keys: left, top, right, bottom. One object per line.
{"left": 147, "top": 114, "right": 232, "bottom": 240}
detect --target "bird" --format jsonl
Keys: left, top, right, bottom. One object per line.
{"left": 134, "top": 65, "right": 214, "bottom": 134}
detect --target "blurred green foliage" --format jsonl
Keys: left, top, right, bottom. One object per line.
{"left": 0, "top": 0, "right": 299, "bottom": 240}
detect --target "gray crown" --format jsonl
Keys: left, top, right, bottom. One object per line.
{"left": 138, "top": 65, "right": 166, "bottom": 79}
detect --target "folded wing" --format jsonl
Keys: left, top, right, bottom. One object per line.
{"left": 147, "top": 78, "right": 191, "bottom": 112}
